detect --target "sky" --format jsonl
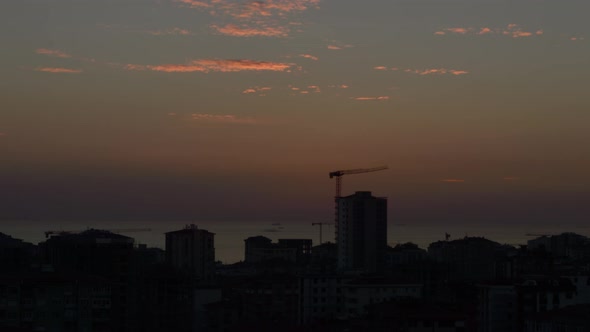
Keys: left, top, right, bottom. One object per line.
{"left": 1, "top": 0, "right": 589, "bottom": 226}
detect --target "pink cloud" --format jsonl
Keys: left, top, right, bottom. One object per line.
{"left": 374, "top": 66, "right": 388, "bottom": 71}
{"left": 191, "top": 113, "right": 258, "bottom": 124}
{"left": 536, "top": 30, "right": 543, "bottom": 36}
{"left": 299, "top": 54, "right": 319, "bottom": 61}
{"left": 327, "top": 45, "right": 341, "bottom": 50}
{"left": 125, "top": 59, "right": 294, "bottom": 73}
{"left": 36, "top": 48, "right": 71, "bottom": 58}
{"left": 35, "top": 67, "right": 82, "bottom": 74}
{"left": 211, "top": 24, "right": 288, "bottom": 37}
{"left": 434, "top": 31, "right": 446, "bottom": 35}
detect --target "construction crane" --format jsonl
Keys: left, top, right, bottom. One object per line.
{"left": 329, "top": 165, "right": 388, "bottom": 243}
{"left": 45, "top": 228, "right": 152, "bottom": 238}
{"left": 312, "top": 222, "right": 333, "bottom": 245}
{"left": 329, "top": 166, "right": 388, "bottom": 198}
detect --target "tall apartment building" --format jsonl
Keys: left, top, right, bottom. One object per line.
{"left": 165, "top": 224, "right": 215, "bottom": 282}
{"left": 337, "top": 191, "right": 387, "bottom": 273}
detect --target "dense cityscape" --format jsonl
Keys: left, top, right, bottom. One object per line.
{"left": 1, "top": 191, "right": 590, "bottom": 332}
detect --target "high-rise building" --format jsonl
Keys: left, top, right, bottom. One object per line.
{"left": 336, "top": 191, "right": 387, "bottom": 273}
{"left": 165, "top": 224, "right": 215, "bottom": 282}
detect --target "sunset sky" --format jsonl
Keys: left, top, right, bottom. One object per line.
{"left": 1, "top": 0, "right": 589, "bottom": 225}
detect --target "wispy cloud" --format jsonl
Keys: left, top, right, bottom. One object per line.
{"left": 441, "top": 179, "right": 465, "bottom": 183}
{"left": 125, "top": 64, "right": 206, "bottom": 73}
{"left": 175, "top": 0, "right": 214, "bottom": 8}
{"left": 435, "top": 24, "right": 542, "bottom": 38}
{"left": 191, "top": 113, "right": 258, "bottom": 124}
{"left": 148, "top": 27, "right": 191, "bottom": 36}
{"left": 352, "top": 96, "right": 389, "bottom": 101}
{"left": 327, "top": 41, "right": 353, "bottom": 50}
{"left": 211, "top": 24, "right": 288, "bottom": 37}
{"left": 375, "top": 67, "right": 469, "bottom": 76}
{"left": 242, "top": 86, "right": 272, "bottom": 95}
{"left": 299, "top": 54, "right": 319, "bottom": 61}
{"left": 328, "top": 84, "right": 349, "bottom": 89}
{"left": 36, "top": 48, "right": 71, "bottom": 58}
{"left": 214, "top": 0, "right": 321, "bottom": 19}
{"left": 125, "top": 59, "right": 294, "bottom": 73}
{"left": 35, "top": 67, "right": 82, "bottom": 74}
{"left": 175, "top": 0, "right": 320, "bottom": 38}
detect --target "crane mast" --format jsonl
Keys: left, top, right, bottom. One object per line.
{"left": 329, "top": 165, "right": 388, "bottom": 246}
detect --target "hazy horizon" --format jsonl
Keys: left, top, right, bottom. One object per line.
{"left": 1, "top": 0, "right": 589, "bottom": 225}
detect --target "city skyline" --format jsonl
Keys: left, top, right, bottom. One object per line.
{"left": 1, "top": 0, "right": 589, "bottom": 224}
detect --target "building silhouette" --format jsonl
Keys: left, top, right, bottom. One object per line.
{"left": 165, "top": 224, "right": 215, "bottom": 283}
{"left": 336, "top": 191, "right": 387, "bottom": 273}
{"left": 39, "top": 229, "right": 134, "bottom": 332}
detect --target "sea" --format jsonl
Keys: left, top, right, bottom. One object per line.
{"left": 2, "top": 220, "right": 589, "bottom": 264}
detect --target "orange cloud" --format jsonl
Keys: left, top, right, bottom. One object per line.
{"left": 510, "top": 31, "right": 532, "bottom": 38}
{"left": 242, "top": 86, "right": 272, "bottom": 94}
{"left": 35, "top": 67, "right": 82, "bottom": 74}
{"left": 211, "top": 24, "right": 288, "bottom": 37}
{"left": 441, "top": 179, "right": 465, "bottom": 183}
{"left": 447, "top": 28, "right": 470, "bottom": 34}
{"left": 195, "top": 59, "right": 293, "bottom": 72}
{"left": 36, "top": 48, "right": 71, "bottom": 58}
{"left": 220, "top": 0, "right": 320, "bottom": 19}
{"left": 175, "top": 0, "right": 213, "bottom": 8}
{"left": 353, "top": 96, "right": 389, "bottom": 101}
{"left": 374, "top": 66, "right": 388, "bottom": 70}
{"left": 191, "top": 113, "right": 257, "bottom": 124}
{"left": 434, "top": 31, "right": 446, "bottom": 35}
{"left": 299, "top": 54, "right": 319, "bottom": 61}
{"left": 450, "top": 70, "right": 468, "bottom": 75}
{"left": 478, "top": 27, "right": 493, "bottom": 35}
{"left": 125, "top": 59, "right": 294, "bottom": 73}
